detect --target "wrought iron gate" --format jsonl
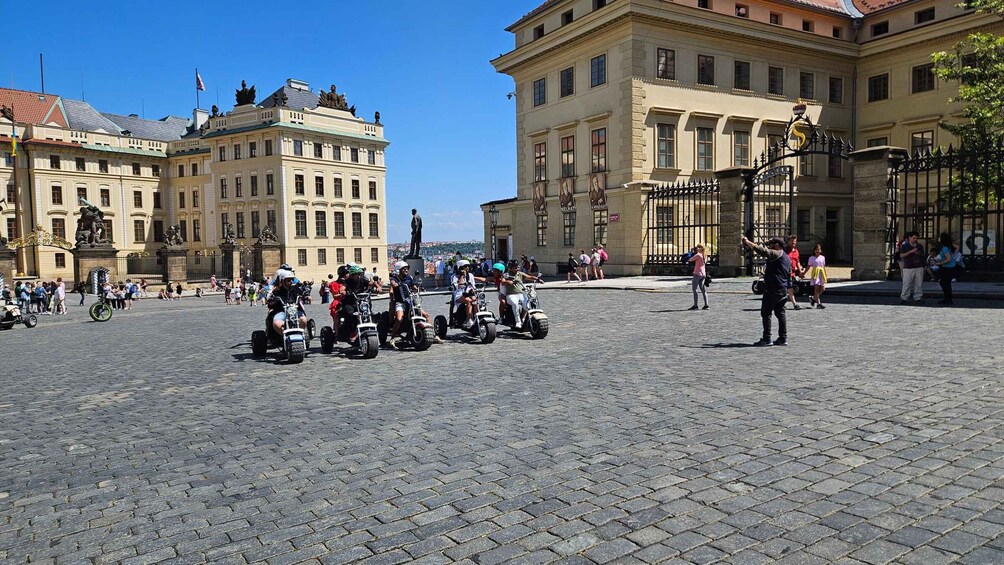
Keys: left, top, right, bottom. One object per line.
{"left": 744, "top": 166, "right": 794, "bottom": 276}
{"left": 645, "top": 177, "right": 720, "bottom": 272}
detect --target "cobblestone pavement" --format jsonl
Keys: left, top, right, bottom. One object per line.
{"left": 1, "top": 288, "right": 1002, "bottom": 565}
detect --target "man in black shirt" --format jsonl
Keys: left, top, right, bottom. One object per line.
{"left": 742, "top": 235, "right": 791, "bottom": 346}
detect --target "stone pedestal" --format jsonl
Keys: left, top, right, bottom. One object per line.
{"left": 714, "top": 167, "right": 754, "bottom": 277}
{"left": 157, "top": 247, "right": 188, "bottom": 284}
{"left": 218, "top": 243, "right": 240, "bottom": 284}
{"left": 0, "top": 247, "right": 15, "bottom": 290}
{"left": 405, "top": 257, "right": 425, "bottom": 284}
{"left": 74, "top": 245, "right": 120, "bottom": 293}
{"left": 254, "top": 242, "right": 282, "bottom": 281}
{"left": 850, "top": 146, "right": 908, "bottom": 280}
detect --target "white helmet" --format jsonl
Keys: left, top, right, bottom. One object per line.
{"left": 456, "top": 259, "right": 470, "bottom": 269}
{"left": 275, "top": 268, "right": 295, "bottom": 281}
{"left": 393, "top": 260, "right": 408, "bottom": 271}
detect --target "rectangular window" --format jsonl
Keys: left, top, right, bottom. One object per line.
{"left": 102, "top": 220, "right": 113, "bottom": 243}
{"left": 333, "top": 146, "right": 341, "bottom": 161}
{"left": 295, "top": 210, "right": 307, "bottom": 237}
{"left": 153, "top": 192, "right": 161, "bottom": 209}
{"left": 560, "top": 67, "right": 575, "bottom": 97}
{"left": 51, "top": 185, "right": 63, "bottom": 205}
{"left": 911, "top": 131, "right": 934, "bottom": 154}
{"left": 298, "top": 249, "right": 307, "bottom": 266}
{"left": 802, "top": 20, "right": 814, "bottom": 32}
{"left": 265, "top": 139, "right": 273, "bottom": 156}
{"left": 351, "top": 212, "right": 363, "bottom": 237}
{"left": 133, "top": 220, "right": 145, "bottom": 243}
{"left": 191, "top": 163, "right": 198, "bottom": 176}
{"left": 178, "top": 164, "right": 185, "bottom": 177}
{"left": 235, "top": 177, "right": 243, "bottom": 198}
{"left": 369, "top": 213, "right": 379, "bottom": 237}
{"left": 367, "top": 150, "right": 376, "bottom": 165}
{"left": 294, "top": 174, "right": 305, "bottom": 195}
{"left": 533, "top": 24, "right": 544, "bottom": 40}
{"left": 153, "top": 220, "right": 164, "bottom": 243}
{"left": 800, "top": 72, "right": 815, "bottom": 100}
{"left": 912, "top": 64, "right": 935, "bottom": 93}
{"left": 829, "top": 77, "right": 844, "bottom": 104}
{"left": 867, "top": 137, "right": 888, "bottom": 148}
{"left": 563, "top": 211, "right": 576, "bottom": 246}
{"left": 868, "top": 74, "right": 889, "bottom": 102}
{"left": 266, "top": 173, "right": 274, "bottom": 195}
{"left": 55, "top": 253, "right": 66, "bottom": 269}
{"left": 192, "top": 189, "right": 199, "bottom": 208}
{"left": 76, "top": 158, "right": 85, "bottom": 172}
{"left": 251, "top": 211, "right": 260, "bottom": 238}
{"left": 593, "top": 209, "right": 608, "bottom": 246}
{"left": 590, "top": 55, "right": 606, "bottom": 87}
{"left": 51, "top": 218, "right": 65, "bottom": 239}
{"left": 314, "top": 143, "right": 323, "bottom": 158}
{"left": 249, "top": 141, "right": 257, "bottom": 157}
{"left": 77, "top": 186, "right": 87, "bottom": 203}
{"left": 354, "top": 248, "right": 363, "bottom": 264}
{"left": 797, "top": 209, "right": 811, "bottom": 241}
{"left": 369, "top": 181, "right": 377, "bottom": 200}
{"left": 220, "top": 178, "right": 228, "bottom": 199}
{"left": 371, "top": 248, "right": 380, "bottom": 263}
{"left": 266, "top": 210, "right": 277, "bottom": 233}
{"left": 334, "top": 177, "right": 343, "bottom": 198}
{"left": 537, "top": 214, "right": 547, "bottom": 247}
{"left": 561, "top": 136, "right": 575, "bottom": 178}
{"left": 179, "top": 220, "right": 187, "bottom": 242}
{"left": 656, "top": 206, "right": 673, "bottom": 244}
{"left": 50, "top": 155, "right": 60, "bottom": 169}
{"left": 250, "top": 175, "right": 258, "bottom": 196}
{"left": 697, "top": 55, "right": 715, "bottom": 86}
{"left": 696, "top": 127, "right": 715, "bottom": 171}
{"left": 3, "top": 153, "right": 11, "bottom": 167}
{"left": 657, "top": 124, "right": 676, "bottom": 169}
{"left": 132, "top": 163, "right": 141, "bottom": 176}
{"left": 734, "top": 131, "right": 751, "bottom": 167}
{"left": 318, "top": 249, "right": 327, "bottom": 265}
{"left": 915, "top": 8, "right": 935, "bottom": 24}
{"left": 799, "top": 154, "right": 815, "bottom": 176}
{"left": 334, "top": 212, "right": 345, "bottom": 237}
{"left": 315, "top": 211, "right": 327, "bottom": 237}
{"left": 233, "top": 144, "right": 242, "bottom": 160}
{"left": 833, "top": 27, "right": 842, "bottom": 38}
{"left": 562, "top": 9, "right": 573, "bottom": 25}
{"left": 99, "top": 159, "right": 108, "bottom": 173}
{"left": 152, "top": 164, "right": 161, "bottom": 178}
{"left": 734, "top": 61, "right": 751, "bottom": 90}
{"left": 193, "top": 219, "right": 201, "bottom": 242}
{"left": 657, "top": 48, "right": 676, "bottom": 80}
{"left": 100, "top": 188, "right": 110, "bottom": 207}
{"left": 133, "top": 190, "right": 142, "bottom": 208}
{"left": 698, "top": 0, "right": 710, "bottom": 8}
{"left": 218, "top": 147, "right": 226, "bottom": 162}
{"left": 533, "top": 78, "right": 547, "bottom": 106}
{"left": 828, "top": 154, "right": 843, "bottom": 178}
{"left": 6, "top": 217, "right": 15, "bottom": 240}
{"left": 735, "top": 4, "right": 749, "bottom": 17}
{"left": 591, "top": 128, "right": 606, "bottom": 173}
{"left": 534, "top": 142, "right": 547, "bottom": 181}
{"left": 293, "top": 140, "right": 303, "bottom": 156}
{"left": 770, "top": 12, "right": 782, "bottom": 25}
{"left": 315, "top": 176, "right": 324, "bottom": 197}
{"left": 351, "top": 179, "right": 360, "bottom": 199}
{"left": 220, "top": 213, "right": 228, "bottom": 238}
{"left": 236, "top": 212, "right": 245, "bottom": 238}
{"left": 872, "top": 21, "right": 889, "bottom": 36}
{"left": 351, "top": 148, "right": 359, "bottom": 163}
{"left": 769, "top": 67, "right": 784, "bottom": 95}
{"left": 336, "top": 248, "right": 345, "bottom": 264}
{"left": 179, "top": 191, "right": 186, "bottom": 209}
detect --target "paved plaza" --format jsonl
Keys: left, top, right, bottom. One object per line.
{"left": 1, "top": 284, "right": 1003, "bottom": 565}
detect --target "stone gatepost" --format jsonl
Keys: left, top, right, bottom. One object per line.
{"left": 849, "top": 146, "right": 908, "bottom": 280}
{"left": 74, "top": 246, "right": 120, "bottom": 290}
{"left": 254, "top": 241, "right": 282, "bottom": 281}
{"left": 158, "top": 247, "right": 187, "bottom": 284}
{"left": 714, "top": 167, "right": 753, "bottom": 277}
{"left": 0, "top": 247, "right": 15, "bottom": 290}
{"left": 218, "top": 243, "right": 240, "bottom": 284}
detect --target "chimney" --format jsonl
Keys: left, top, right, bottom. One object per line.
{"left": 286, "top": 78, "right": 310, "bottom": 91}
{"left": 193, "top": 108, "right": 209, "bottom": 129}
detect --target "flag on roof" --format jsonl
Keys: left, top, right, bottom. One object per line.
{"left": 196, "top": 72, "right": 205, "bottom": 92}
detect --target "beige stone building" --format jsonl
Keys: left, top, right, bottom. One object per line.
{"left": 485, "top": 0, "right": 1002, "bottom": 275}
{"left": 0, "top": 79, "right": 388, "bottom": 283}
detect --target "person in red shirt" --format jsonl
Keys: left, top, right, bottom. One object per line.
{"left": 328, "top": 267, "right": 347, "bottom": 339}
{"left": 785, "top": 234, "right": 802, "bottom": 310}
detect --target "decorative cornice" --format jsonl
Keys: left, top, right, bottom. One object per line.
{"left": 648, "top": 106, "right": 686, "bottom": 116}
{"left": 859, "top": 121, "right": 895, "bottom": 133}
{"left": 583, "top": 111, "right": 613, "bottom": 123}
{"left": 900, "top": 114, "right": 942, "bottom": 126}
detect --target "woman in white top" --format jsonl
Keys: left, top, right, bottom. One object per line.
{"left": 578, "top": 250, "right": 591, "bottom": 282}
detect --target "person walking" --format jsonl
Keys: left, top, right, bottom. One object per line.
{"left": 687, "top": 244, "right": 710, "bottom": 310}
{"left": 805, "top": 244, "right": 828, "bottom": 308}
{"left": 590, "top": 248, "right": 602, "bottom": 280}
{"left": 566, "top": 253, "right": 581, "bottom": 283}
{"left": 210, "top": 274, "right": 218, "bottom": 292}
{"left": 785, "top": 234, "right": 802, "bottom": 310}
{"left": 54, "top": 278, "right": 66, "bottom": 315}
{"left": 595, "top": 245, "right": 607, "bottom": 280}
{"left": 77, "top": 281, "right": 86, "bottom": 305}
{"left": 742, "top": 235, "right": 791, "bottom": 346}
{"left": 935, "top": 232, "right": 957, "bottom": 305}
{"left": 578, "top": 250, "right": 591, "bottom": 282}
{"left": 899, "top": 231, "right": 925, "bottom": 305}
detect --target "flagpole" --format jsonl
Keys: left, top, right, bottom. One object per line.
{"left": 195, "top": 68, "right": 200, "bottom": 109}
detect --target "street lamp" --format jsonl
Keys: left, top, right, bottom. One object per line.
{"left": 489, "top": 204, "right": 499, "bottom": 261}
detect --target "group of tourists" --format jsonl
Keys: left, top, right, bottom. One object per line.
{"left": 565, "top": 245, "right": 607, "bottom": 282}
{"left": 4, "top": 279, "right": 69, "bottom": 315}
{"left": 898, "top": 231, "right": 964, "bottom": 306}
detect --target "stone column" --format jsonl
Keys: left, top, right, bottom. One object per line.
{"left": 73, "top": 246, "right": 120, "bottom": 291}
{"left": 714, "top": 167, "right": 753, "bottom": 277}
{"left": 849, "top": 146, "right": 908, "bottom": 280}
{"left": 255, "top": 241, "right": 282, "bottom": 281}
{"left": 157, "top": 247, "right": 188, "bottom": 284}
{"left": 218, "top": 243, "right": 239, "bottom": 284}
{"left": 0, "top": 247, "right": 15, "bottom": 290}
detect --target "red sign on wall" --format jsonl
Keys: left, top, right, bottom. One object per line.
{"left": 609, "top": 213, "right": 620, "bottom": 222}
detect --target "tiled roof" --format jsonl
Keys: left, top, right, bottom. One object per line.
{"left": 259, "top": 85, "right": 321, "bottom": 111}
{"left": 784, "top": 0, "right": 851, "bottom": 15}
{"left": 101, "top": 113, "right": 191, "bottom": 142}
{"left": 507, "top": 0, "right": 563, "bottom": 30}
{"left": 851, "top": 0, "right": 913, "bottom": 15}
{"left": 0, "top": 88, "right": 68, "bottom": 127}
{"left": 62, "top": 99, "right": 123, "bottom": 134}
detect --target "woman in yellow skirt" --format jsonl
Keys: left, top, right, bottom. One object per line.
{"left": 804, "top": 244, "right": 828, "bottom": 308}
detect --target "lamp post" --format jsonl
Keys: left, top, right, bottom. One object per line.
{"left": 489, "top": 204, "right": 499, "bottom": 261}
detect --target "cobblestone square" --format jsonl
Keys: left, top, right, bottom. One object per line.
{"left": 1, "top": 285, "right": 1002, "bottom": 564}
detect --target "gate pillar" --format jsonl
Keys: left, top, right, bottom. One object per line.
{"left": 218, "top": 243, "right": 240, "bottom": 284}
{"left": 0, "top": 246, "right": 15, "bottom": 289}
{"left": 74, "top": 246, "right": 120, "bottom": 290}
{"left": 849, "top": 146, "right": 907, "bottom": 280}
{"left": 714, "top": 167, "right": 753, "bottom": 277}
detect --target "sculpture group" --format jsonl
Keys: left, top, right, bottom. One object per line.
{"left": 75, "top": 200, "right": 109, "bottom": 247}
{"left": 318, "top": 85, "right": 356, "bottom": 116}
{"left": 163, "top": 224, "right": 185, "bottom": 248}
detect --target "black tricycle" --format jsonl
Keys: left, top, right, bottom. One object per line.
{"left": 376, "top": 287, "right": 435, "bottom": 351}
{"left": 319, "top": 291, "right": 380, "bottom": 358}
{"left": 434, "top": 282, "right": 497, "bottom": 344}
{"left": 498, "top": 279, "right": 549, "bottom": 339}
{"left": 251, "top": 295, "right": 314, "bottom": 364}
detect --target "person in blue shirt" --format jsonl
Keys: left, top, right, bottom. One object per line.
{"left": 935, "top": 232, "right": 957, "bottom": 305}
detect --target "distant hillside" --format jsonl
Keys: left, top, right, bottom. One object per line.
{"left": 387, "top": 241, "right": 485, "bottom": 261}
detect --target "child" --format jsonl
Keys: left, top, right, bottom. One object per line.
{"left": 804, "top": 244, "right": 827, "bottom": 309}
{"left": 247, "top": 282, "right": 257, "bottom": 306}
{"left": 925, "top": 247, "right": 941, "bottom": 281}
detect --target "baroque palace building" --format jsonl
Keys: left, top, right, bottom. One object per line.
{"left": 485, "top": 0, "right": 1002, "bottom": 275}
{"left": 0, "top": 78, "right": 388, "bottom": 283}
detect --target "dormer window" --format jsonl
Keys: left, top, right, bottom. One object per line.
{"left": 802, "top": 20, "right": 814, "bottom": 32}
{"left": 915, "top": 8, "right": 935, "bottom": 24}
{"left": 562, "top": 10, "right": 573, "bottom": 26}
{"left": 735, "top": 4, "right": 748, "bottom": 17}
{"left": 533, "top": 24, "right": 544, "bottom": 40}
{"left": 872, "top": 21, "right": 889, "bottom": 36}
{"left": 698, "top": 0, "right": 711, "bottom": 8}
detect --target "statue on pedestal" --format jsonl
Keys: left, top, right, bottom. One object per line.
{"left": 163, "top": 224, "right": 185, "bottom": 248}
{"left": 222, "top": 223, "right": 237, "bottom": 244}
{"left": 74, "top": 199, "right": 109, "bottom": 247}
{"left": 235, "top": 80, "right": 256, "bottom": 106}
{"left": 407, "top": 209, "right": 423, "bottom": 259}
{"left": 257, "top": 225, "right": 278, "bottom": 244}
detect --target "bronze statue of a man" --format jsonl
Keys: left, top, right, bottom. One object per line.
{"left": 408, "top": 209, "right": 422, "bottom": 259}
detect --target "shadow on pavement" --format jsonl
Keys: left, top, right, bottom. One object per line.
{"left": 692, "top": 342, "right": 759, "bottom": 348}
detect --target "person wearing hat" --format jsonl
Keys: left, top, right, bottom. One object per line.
{"left": 451, "top": 259, "right": 486, "bottom": 329}
{"left": 742, "top": 235, "right": 791, "bottom": 346}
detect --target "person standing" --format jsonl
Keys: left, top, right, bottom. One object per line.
{"left": 687, "top": 244, "right": 710, "bottom": 310}
{"left": 578, "top": 250, "right": 591, "bottom": 282}
{"left": 77, "top": 281, "right": 86, "bottom": 305}
{"left": 935, "top": 232, "right": 957, "bottom": 305}
{"left": 54, "top": 278, "right": 66, "bottom": 315}
{"left": 785, "top": 234, "right": 802, "bottom": 310}
{"left": 742, "top": 235, "right": 791, "bottom": 346}
{"left": 899, "top": 232, "right": 925, "bottom": 305}
{"left": 435, "top": 258, "right": 445, "bottom": 288}
{"left": 805, "top": 244, "right": 828, "bottom": 309}
{"left": 590, "top": 248, "right": 602, "bottom": 280}
{"left": 210, "top": 274, "right": 218, "bottom": 292}
{"left": 596, "top": 244, "right": 607, "bottom": 280}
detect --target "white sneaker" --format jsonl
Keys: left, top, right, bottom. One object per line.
{"left": 463, "top": 320, "right": 473, "bottom": 329}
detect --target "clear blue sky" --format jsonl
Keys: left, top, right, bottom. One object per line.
{"left": 5, "top": 0, "right": 543, "bottom": 243}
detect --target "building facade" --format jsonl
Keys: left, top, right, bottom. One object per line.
{"left": 486, "top": 0, "right": 1001, "bottom": 275}
{"left": 0, "top": 79, "right": 388, "bottom": 283}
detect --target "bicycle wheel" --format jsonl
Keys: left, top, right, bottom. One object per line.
{"left": 89, "top": 302, "right": 113, "bottom": 322}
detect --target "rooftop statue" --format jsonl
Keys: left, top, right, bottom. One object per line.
{"left": 235, "top": 80, "right": 256, "bottom": 106}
